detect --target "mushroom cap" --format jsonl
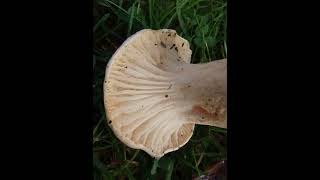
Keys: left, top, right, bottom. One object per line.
{"left": 104, "top": 29, "right": 217, "bottom": 158}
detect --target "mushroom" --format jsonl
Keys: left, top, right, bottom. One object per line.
{"left": 103, "top": 29, "right": 227, "bottom": 159}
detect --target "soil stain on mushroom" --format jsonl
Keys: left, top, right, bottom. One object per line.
{"left": 192, "top": 105, "right": 216, "bottom": 120}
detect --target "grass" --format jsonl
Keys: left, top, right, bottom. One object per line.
{"left": 93, "top": 0, "right": 227, "bottom": 179}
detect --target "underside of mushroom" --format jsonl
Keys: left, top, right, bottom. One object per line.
{"left": 104, "top": 29, "right": 227, "bottom": 159}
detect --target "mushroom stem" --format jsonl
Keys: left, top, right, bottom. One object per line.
{"left": 176, "top": 58, "right": 227, "bottom": 128}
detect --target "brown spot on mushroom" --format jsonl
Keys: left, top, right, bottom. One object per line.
{"left": 109, "top": 120, "right": 112, "bottom": 124}
{"left": 168, "top": 34, "right": 171, "bottom": 36}
{"left": 174, "top": 47, "right": 178, "bottom": 52}
{"left": 177, "top": 59, "right": 180, "bottom": 61}
{"left": 165, "top": 95, "right": 168, "bottom": 98}
{"left": 192, "top": 105, "right": 217, "bottom": 119}
{"left": 125, "top": 66, "right": 127, "bottom": 68}
{"left": 160, "top": 41, "right": 166, "bottom": 48}
{"left": 182, "top": 43, "right": 184, "bottom": 47}
{"left": 170, "top": 44, "right": 175, "bottom": 50}
{"left": 154, "top": 43, "right": 157, "bottom": 46}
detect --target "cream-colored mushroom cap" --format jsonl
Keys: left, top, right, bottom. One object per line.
{"left": 104, "top": 29, "right": 227, "bottom": 159}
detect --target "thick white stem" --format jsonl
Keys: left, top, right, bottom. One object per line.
{"left": 175, "top": 59, "right": 227, "bottom": 128}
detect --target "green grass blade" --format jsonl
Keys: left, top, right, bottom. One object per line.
{"left": 159, "top": 5, "right": 176, "bottom": 25}
{"left": 130, "top": 150, "right": 140, "bottom": 161}
{"left": 148, "top": 0, "right": 153, "bottom": 27}
{"left": 123, "top": 144, "right": 127, "bottom": 160}
{"left": 125, "top": 166, "right": 135, "bottom": 180}
{"left": 194, "top": 13, "right": 211, "bottom": 61}
{"left": 127, "top": 3, "right": 136, "bottom": 36}
{"left": 164, "top": 12, "right": 177, "bottom": 28}
{"left": 99, "top": 0, "right": 128, "bottom": 15}
{"left": 186, "top": 0, "right": 207, "bottom": 10}
{"left": 150, "top": 159, "right": 159, "bottom": 175}
{"left": 99, "top": 0, "right": 144, "bottom": 26}
{"left": 192, "top": 149, "right": 201, "bottom": 176}
{"left": 94, "top": 13, "right": 110, "bottom": 32}
{"left": 176, "top": 2, "right": 187, "bottom": 35}
{"left": 93, "top": 116, "right": 104, "bottom": 137}
{"left": 180, "top": 159, "right": 197, "bottom": 171}
{"left": 93, "top": 145, "right": 113, "bottom": 151}
{"left": 95, "top": 22, "right": 124, "bottom": 42}
{"left": 165, "top": 160, "right": 174, "bottom": 180}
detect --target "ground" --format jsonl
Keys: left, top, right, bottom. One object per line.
{"left": 93, "top": 0, "right": 227, "bottom": 179}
